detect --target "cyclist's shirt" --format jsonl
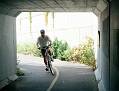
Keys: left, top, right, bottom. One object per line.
{"left": 37, "top": 35, "right": 51, "bottom": 49}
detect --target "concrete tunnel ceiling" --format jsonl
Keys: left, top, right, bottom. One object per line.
{"left": 0, "top": 0, "right": 108, "bottom": 17}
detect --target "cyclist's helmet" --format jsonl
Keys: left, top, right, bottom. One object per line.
{"left": 40, "top": 29, "right": 45, "bottom": 33}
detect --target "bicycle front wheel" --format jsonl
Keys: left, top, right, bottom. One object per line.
{"left": 48, "top": 57, "right": 55, "bottom": 75}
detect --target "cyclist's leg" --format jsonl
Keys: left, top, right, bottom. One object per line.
{"left": 41, "top": 49, "right": 48, "bottom": 66}
{"left": 41, "top": 49, "right": 49, "bottom": 71}
{"left": 48, "top": 48, "right": 54, "bottom": 61}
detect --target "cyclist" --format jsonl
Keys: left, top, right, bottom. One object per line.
{"left": 37, "top": 29, "right": 53, "bottom": 71}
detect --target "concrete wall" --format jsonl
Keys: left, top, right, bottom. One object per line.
{"left": 96, "top": 1, "right": 119, "bottom": 90}
{"left": 110, "top": 0, "right": 119, "bottom": 91}
{"left": 95, "top": 5, "right": 109, "bottom": 91}
{"left": 0, "top": 13, "right": 17, "bottom": 89}
{"left": 100, "top": 7, "right": 109, "bottom": 91}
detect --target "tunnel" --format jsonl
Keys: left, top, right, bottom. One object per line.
{"left": 0, "top": 0, "right": 119, "bottom": 91}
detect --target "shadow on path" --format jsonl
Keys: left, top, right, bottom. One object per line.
{"left": 1, "top": 54, "right": 98, "bottom": 91}
{"left": 1, "top": 64, "right": 55, "bottom": 91}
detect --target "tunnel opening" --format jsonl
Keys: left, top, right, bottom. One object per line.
{"left": 16, "top": 12, "right": 98, "bottom": 69}
{"left": 15, "top": 11, "right": 99, "bottom": 91}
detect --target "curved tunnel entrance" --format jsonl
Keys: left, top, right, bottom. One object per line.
{"left": 16, "top": 12, "right": 98, "bottom": 91}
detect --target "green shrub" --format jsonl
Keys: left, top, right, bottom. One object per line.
{"left": 61, "top": 49, "right": 71, "bottom": 61}
{"left": 69, "top": 37, "right": 96, "bottom": 70}
{"left": 17, "top": 37, "right": 96, "bottom": 70}
{"left": 16, "top": 68, "right": 25, "bottom": 76}
{"left": 52, "top": 38, "right": 69, "bottom": 60}
{"left": 17, "top": 43, "right": 41, "bottom": 57}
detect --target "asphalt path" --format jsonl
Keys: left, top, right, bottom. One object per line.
{"left": 1, "top": 54, "right": 98, "bottom": 91}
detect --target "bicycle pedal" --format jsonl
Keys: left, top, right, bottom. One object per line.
{"left": 45, "top": 68, "right": 49, "bottom": 71}
{"left": 51, "top": 60, "right": 54, "bottom": 62}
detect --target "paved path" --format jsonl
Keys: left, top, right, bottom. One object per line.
{"left": 1, "top": 54, "right": 98, "bottom": 91}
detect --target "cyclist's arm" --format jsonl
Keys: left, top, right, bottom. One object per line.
{"left": 36, "top": 38, "right": 40, "bottom": 49}
{"left": 47, "top": 36, "right": 52, "bottom": 46}
{"left": 49, "top": 40, "right": 52, "bottom": 46}
{"left": 36, "top": 42, "right": 39, "bottom": 47}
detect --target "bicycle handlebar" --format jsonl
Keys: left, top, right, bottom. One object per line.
{"left": 38, "top": 44, "right": 51, "bottom": 50}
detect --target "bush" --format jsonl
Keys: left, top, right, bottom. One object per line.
{"left": 17, "top": 38, "right": 96, "bottom": 70}
{"left": 16, "top": 68, "right": 25, "bottom": 76}
{"left": 17, "top": 43, "right": 41, "bottom": 57}
{"left": 61, "top": 49, "right": 71, "bottom": 61}
{"left": 52, "top": 38, "right": 69, "bottom": 60}
{"left": 69, "top": 37, "right": 96, "bottom": 70}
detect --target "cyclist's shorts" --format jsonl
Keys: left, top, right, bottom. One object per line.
{"left": 41, "top": 49, "right": 46, "bottom": 57}
{"left": 41, "top": 48, "right": 52, "bottom": 57}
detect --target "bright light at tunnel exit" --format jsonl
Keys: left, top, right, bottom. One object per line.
{"left": 16, "top": 12, "right": 98, "bottom": 59}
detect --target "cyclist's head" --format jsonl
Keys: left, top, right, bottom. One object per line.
{"left": 40, "top": 29, "right": 45, "bottom": 33}
{"left": 40, "top": 29, "right": 45, "bottom": 37}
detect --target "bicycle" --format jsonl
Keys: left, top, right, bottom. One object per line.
{"left": 38, "top": 45, "right": 55, "bottom": 76}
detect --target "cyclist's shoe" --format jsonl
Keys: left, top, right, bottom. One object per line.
{"left": 51, "top": 56, "right": 54, "bottom": 62}
{"left": 45, "top": 68, "right": 49, "bottom": 71}
{"left": 45, "top": 65, "right": 49, "bottom": 71}
{"left": 51, "top": 59, "right": 54, "bottom": 62}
